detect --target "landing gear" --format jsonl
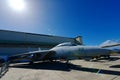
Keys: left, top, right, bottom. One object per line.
{"left": 65, "top": 60, "right": 70, "bottom": 68}
{"left": 29, "top": 61, "right": 34, "bottom": 65}
{"left": 106, "top": 55, "right": 110, "bottom": 59}
{"left": 66, "top": 60, "right": 69, "bottom": 64}
{"left": 49, "top": 59, "right": 54, "bottom": 62}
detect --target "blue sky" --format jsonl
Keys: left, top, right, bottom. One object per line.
{"left": 0, "top": 0, "right": 120, "bottom": 45}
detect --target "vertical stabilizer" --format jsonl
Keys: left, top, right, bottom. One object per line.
{"left": 75, "top": 36, "right": 83, "bottom": 45}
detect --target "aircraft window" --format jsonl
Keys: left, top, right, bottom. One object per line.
{"left": 56, "top": 42, "right": 76, "bottom": 47}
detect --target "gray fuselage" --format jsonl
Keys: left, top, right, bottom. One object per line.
{"left": 51, "top": 45, "right": 111, "bottom": 60}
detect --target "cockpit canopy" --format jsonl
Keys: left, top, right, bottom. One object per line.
{"left": 56, "top": 42, "right": 77, "bottom": 47}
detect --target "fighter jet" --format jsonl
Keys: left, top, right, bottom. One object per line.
{"left": 100, "top": 40, "right": 120, "bottom": 54}
{"left": 6, "top": 40, "right": 120, "bottom": 64}
{"left": 0, "top": 40, "right": 120, "bottom": 75}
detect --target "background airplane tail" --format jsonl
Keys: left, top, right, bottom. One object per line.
{"left": 100, "top": 40, "right": 120, "bottom": 53}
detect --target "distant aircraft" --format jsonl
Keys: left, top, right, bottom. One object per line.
{"left": 4, "top": 40, "right": 119, "bottom": 65}
{"left": 100, "top": 40, "right": 120, "bottom": 54}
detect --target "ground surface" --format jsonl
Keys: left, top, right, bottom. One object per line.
{"left": 0, "top": 56, "right": 120, "bottom": 80}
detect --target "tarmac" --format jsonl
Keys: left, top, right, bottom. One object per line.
{"left": 0, "top": 56, "right": 120, "bottom": 80}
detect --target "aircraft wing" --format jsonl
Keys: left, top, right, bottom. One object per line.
{"left": 100, "top": 44, "right": 120, "bottom": 48}
{"left": 8, "top": 50, "right": 56, "bottom": 62}
{"left": 100, "top": 44, "right": 120, "bottom": 53}
{"left": 100, "top": 40, "right": 120, "bottom": 48}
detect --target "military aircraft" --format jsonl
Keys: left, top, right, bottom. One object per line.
{"left": 0, "top": 40, "right": 119, "bottom": 78}
{"left": 0, "top": 40, "right": 119, "bottom": 65}
{"left": 4, "top": 40, "right": 119, "bottom": 65}
{"left": 100, "top": 40, "right": 120, "bottom": 54}
{"left": 0, "top": 40, "right": 120, "bottom": 75}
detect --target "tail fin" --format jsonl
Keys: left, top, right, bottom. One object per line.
{"left": 100, "top": 40, "right": 120, "bottom": 53}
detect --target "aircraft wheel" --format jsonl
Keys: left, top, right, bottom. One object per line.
{"left": 29, "top": 61, "right": 34, "bottom": 65}
{"left": 66, "top": 60, "right": 69, "bottom": 64}
{"left": 49, "top": 59, "right": 54, "bottom": 62}
{"left": 106, "top": 55, "right": 110, "bottom": 59}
